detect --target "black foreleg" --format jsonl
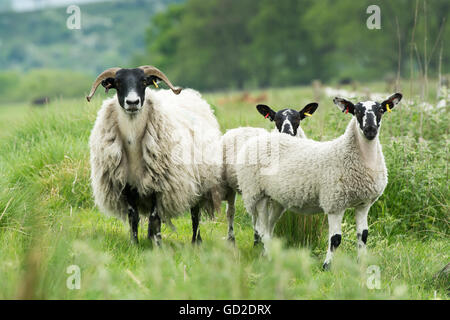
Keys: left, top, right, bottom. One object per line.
{"left": 148, "top": 193, "right": 162, "bottom": 246}
{"left": 253, "top": 230, "right": 262, "bottom": 247}
{"left": 123, "top": 184, "right": 140, "bottom": 244}
{"left": 191, "top": 205, "right": 202, "bottom": 244}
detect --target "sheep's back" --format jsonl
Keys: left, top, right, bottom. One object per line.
{"left": 237, "top": 130, "right": 387, "bottom": 214}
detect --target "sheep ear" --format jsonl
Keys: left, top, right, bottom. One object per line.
{"left": 146, "top": 75, "right": 161, "bottom": 88}
{"left": 101, "top": 78, "right": 116, "bottom": 94}
{"left": 333, "top": 97, "right": 355, "bottom": 115}
{"left": 299, "top": 103, "right": 318, "bottom": 119}
{"left": 380, "top": 93, "right": 402, "bottom": 113}
{"left": 256, "top": 104, "right": 276, "bottom": 121}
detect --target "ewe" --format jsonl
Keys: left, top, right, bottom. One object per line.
{"left": 221, "top": 103, "right": 318, "bottom": 243}
{"left": 236, "top": 93, "right": 402, "bottom": 268}
{"left": 87, "top": 66, "right": 222, "bottom": 244}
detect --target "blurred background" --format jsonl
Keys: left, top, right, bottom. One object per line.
{"left": 0, "top": 0, "right": 448, "bottom": 299}
{"left": 0, "top": 0, "right": 448, "bottom": 103}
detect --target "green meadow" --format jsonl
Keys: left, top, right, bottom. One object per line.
{"left": 0, "top": 83, "right": 448, "bottom": 299}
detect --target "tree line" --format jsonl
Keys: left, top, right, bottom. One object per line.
{"left": 141, "top": 0, "right": 448, "bottom": 91}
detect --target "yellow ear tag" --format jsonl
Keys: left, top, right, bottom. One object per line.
{"left": 304, "top": 112, "right": 312, "bottom": 117}
{"left": 153, "top": 80, "right": 159, "bottom": 88}
{"left": 386, "top": 104, "right": 392, "bottom": 113}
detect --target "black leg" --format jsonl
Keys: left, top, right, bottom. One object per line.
{"left": 128, "top": 207, "right": 139, "bottom": 244}
{"left": 226, "top": 189, "right": 236, "bottom": 243}
{"left": 123, "top": 184, "right": 140, "bottom": 244}
{"left": 148, "top": 193, "right": 161, "bottom": 246}
{"left": 191, "top": 205, "right": 202, "bottom": 244}
{"left": 253, "top": 230, "right": 262, "bottom": 247}
{"left": 148, "top": 211, "right": 161, "bottom": 246}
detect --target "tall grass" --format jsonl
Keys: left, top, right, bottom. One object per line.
{"left": 275, "top": 213, "right": 327, "bottom": 249}
{"left": 0, "top": 84, "right": 448, "bottom": 299}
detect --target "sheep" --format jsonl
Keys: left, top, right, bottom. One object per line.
{"left": 221, "top": 102, "right": 318, "bottom": 243}
{"left": 255, "top": 103, "right": 319, "bottom": 138}
{"left": 32, "top": 96, "right": 50, "bottom": 106}
{"left": 87, "top": 66, "right": 222, "bottom": 245}
{"left": 236, "top": 93, "right": 403, "bottom": 269}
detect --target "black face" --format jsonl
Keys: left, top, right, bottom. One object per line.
{"left": 273, "top": 109, "right": 301, "bottom": 135}
{"left": 333, "top": 93, "right": 403, "bottom": 141}
{"left": 101, "top": 68, "right": 159, "bottom": 114}
{"left": 353, "top": 102, "right": 383, "bottom": 140}
{"left": 256, "top": 103, "right": 318, "bottom": 136}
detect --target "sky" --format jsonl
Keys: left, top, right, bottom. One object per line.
{"left": 5, "top": 0, "right": 112, "bottom": 12}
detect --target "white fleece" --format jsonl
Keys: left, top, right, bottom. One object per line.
{"left": 89, "top": 88, "right": 222, "bottom": 225}
{"left": 236, "top": 117, "right": 388, "bottom": 217}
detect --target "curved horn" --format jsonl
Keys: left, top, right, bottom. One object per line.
{"left": 139, "top": 65, "right": 182, "bottom": 95}
{"left": 86, "top": 67, "right": 121, "bottom": 102}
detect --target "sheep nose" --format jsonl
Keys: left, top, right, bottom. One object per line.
{"left": 281, "top": 123, "right": 294, "bottom": 135}
{"left": 126, "top": 98, "right": 140, "bottom": 106}
{"left": 363, "top": 126, "right": 377, "bottom": 140}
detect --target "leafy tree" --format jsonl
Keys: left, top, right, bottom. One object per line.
{"left": 144, "top": 3, "right": 185, "bottom": 72}
{"left": 246, "top": 0, "right": 316, "bottom": 87}
{"left": 140, "top": 0, "right": 450, "bottom": 89}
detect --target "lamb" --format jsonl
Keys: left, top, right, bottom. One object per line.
{"left": 255, "top": 103, "right": 319, "bottom": 138}
{"left": 221, "top": 102, "right": 318, "bottom": 243}
{"left": 87, "top": 66, "right": 222, "bottom": 245}
{"left": 236, "top": 93, "right": 402, "bottom": 269}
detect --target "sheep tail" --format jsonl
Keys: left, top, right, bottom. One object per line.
{"left": 200, "top": 187, "right": 221, "bottom": 219}
{"left": 211, "top": 186, "right": 222, "bottom": 216}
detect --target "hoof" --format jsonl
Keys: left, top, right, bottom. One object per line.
{"left": 357, "top": 249, "right": 368, "bottom": 263}
{"left": 192, "top": 229, "right": 202, "bottom": 244}
{"left": 153, "top": 238, "right": 162, "bottom": 248}
{"left": 253, "top": 233, "right": 262, "bottom": 247}
{"left": 148, "top": 232, "right": 161, "bottom": 247}
{"left": 357, "top": 255, "right": 363, "bottom": 263}
{"left": 322, "top": 262, "right": 331, "bottom": 271}
{"left": 227, "top": 235, "right": 235, "bottom": 243}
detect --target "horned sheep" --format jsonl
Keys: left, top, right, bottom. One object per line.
{"left": 87, "top": 66, "right": 222, "bottom": 244}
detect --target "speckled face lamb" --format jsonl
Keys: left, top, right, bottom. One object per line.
{"left": 256, "top": 103, "right": 319, "bottom": 136}
{"left": 333, "top": 93, "right": 402, "bottom": 140}
{"left": 236, "top": 92, "right": 404, "bottom": 269}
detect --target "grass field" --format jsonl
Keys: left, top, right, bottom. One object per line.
{"left": 0, "top": 83, "right": 448, "bottom": 299}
